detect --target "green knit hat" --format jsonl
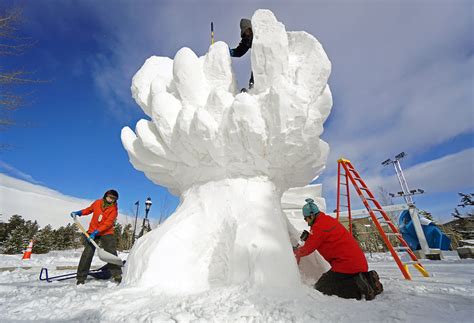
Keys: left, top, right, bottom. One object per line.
{"left": 302, "top": 198, "right": 320, "bottom": 217}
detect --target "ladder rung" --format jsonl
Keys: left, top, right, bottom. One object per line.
{"left": 339, "top": 182, "right": 347, "bottom": 186}
{"left": 359, "top": 187, "right": 369, "bottom": 191}
{"left": 385, "top": 233, "right": 401, "bottom": 236}
{"left": 353, "top": 177, "right": 363, "bottom": 181}
{"left": 394, "top": 246, "right": 410, "bottom": 251}
{"left": 404, "top": 261, "right": 421, "bottom": 265}
{"left": 339, "top": 205, "right": 349, "bottom": 208}
{"left": 340, "top": 193, "right": 348, "bottom": 196}
{"left": 366, "top": 197, "right": 377, "bottom": 201}
{"left": 372, "top": 208, "right": 385, "bottom": 213}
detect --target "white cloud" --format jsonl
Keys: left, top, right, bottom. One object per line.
{"left": 386, "top": 148, "right": 474, "bottom": 194}
{"left": 0, "top": 174, "right": 135, "bottom": 229}
{"left": 0, "top": 161, "right": 42, "bottom": 185}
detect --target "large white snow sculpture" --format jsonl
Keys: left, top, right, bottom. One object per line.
{"left": 121, "top": 9, "right": 332, "bottom": 294}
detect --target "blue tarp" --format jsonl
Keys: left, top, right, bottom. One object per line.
{"left": 398, "top": 210, "right": 451, "bottom": 250}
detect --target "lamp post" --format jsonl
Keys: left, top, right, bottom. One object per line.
{"left": 132, "top": 201, "right": 139, "bottom": 245}
{"left": 145, "top": 197, "right": 152, "bottom": 232}
{"left": 382, "top": 152, "right": 431, "bottom": 257}
{"left": 139, "top": 197, "right": 152, "bottom": 237}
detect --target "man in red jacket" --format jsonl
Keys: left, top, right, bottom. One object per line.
{"left": 294, "top": 198, "right": 383, "bottom": 300}
{"left": 71, "top": 189, "right": 122, "bottom": 285}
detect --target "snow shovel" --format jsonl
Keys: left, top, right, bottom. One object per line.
{"left": 71, "top": 215, "right": 124, "bottom": 267}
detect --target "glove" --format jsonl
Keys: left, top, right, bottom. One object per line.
{"left": 70, "top": 211, "right": 82, "bottom": 219}
{"left": 88, "top": 230, "right": 99, "bottom": 241}
{"left": 229, "top": 48, "right": 234, "bottom": 56}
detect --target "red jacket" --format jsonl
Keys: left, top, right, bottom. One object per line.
{"left": 294, "top": 212, "right": 368, "bottom": 274}
{"left": 81, "top": 199, "right": 118, "bottom": 236}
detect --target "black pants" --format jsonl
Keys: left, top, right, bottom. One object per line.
{"left": 77, "top": 235, "right": 121, "bottom": 281}
{"left": 315, "top": 270, "right": 362, "bottom": 300}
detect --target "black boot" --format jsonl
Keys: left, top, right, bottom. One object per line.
{"left": 365, "top": 270, "right": 383, "bottom": 295}
{"left": 355, "top": 273, "right": 375, "bottom": 300}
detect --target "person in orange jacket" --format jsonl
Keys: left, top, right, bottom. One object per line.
{"left": 294, "top": 198, "right": 383, "bottom": 300}
{"left": 71, "top": 189, "right": 122, "bottom": 285}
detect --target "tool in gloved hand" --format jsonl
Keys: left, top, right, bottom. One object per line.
{"left": 293, "top": 230, "right": 309, "bottom": 251}
{"left": 71, "top": 214, "right": 123, "bottom": 267}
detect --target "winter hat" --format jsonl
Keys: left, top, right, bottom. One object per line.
{"left": 240, "top": 18, "right": 252, "bottom": 36}
{"left": 104, "top": 189, "right": 119, "bottom": 200}
{"left": 302, "top": 198, "right": 320, "bottom": 217}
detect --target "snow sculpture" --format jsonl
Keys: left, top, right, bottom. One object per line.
{"left": 121, "top": 9, "right": 332, "bottom": 293}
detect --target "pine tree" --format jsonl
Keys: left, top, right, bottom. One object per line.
{"left": 25, "top": 220, "right": 39, "bottom": 239}
{"left": 0, "top": 220, "right": 8, "bottom": 252}
{"left": 52, "top": 226, "right": 67, "bottom": 250}
{"left": 62, "top": 223, "right": 81, "bottom": 249}
{"left": 114, "top": 223, "right": 123, "bottom": 251}
{"left": 3, "top": 215, "right": 28, "bottom": 254}
{"left": 121, "top": 224, "right": 133, "bottom": 250}
{"left": 33, "top": 225, "right": 54, "bottom": 253}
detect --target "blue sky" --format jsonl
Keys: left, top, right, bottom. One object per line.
{"left": 1, "top": 0, "right": 473, "bottom": 223}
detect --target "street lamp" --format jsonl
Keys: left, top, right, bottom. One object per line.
{"left": 139, "top": 197, "right": 152, "bottom": 237}
{"left": 381, "top": 152, "right": 432, "bottom": 257}
{"left": 381, "top": 152, "right": 423, "bottom": 205}
{"left": 145, "top": 197, "right": 152, "bottom": 221}
{"left": 132, "top": 200, "right": 140, "bottom": 245}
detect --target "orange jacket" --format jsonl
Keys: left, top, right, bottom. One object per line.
{"left": 81, "top": 199, "right": 118, "bottom": 236}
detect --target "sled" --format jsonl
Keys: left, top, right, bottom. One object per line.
{"left": 39, "top": 263, "right": 116, "bottom": 283}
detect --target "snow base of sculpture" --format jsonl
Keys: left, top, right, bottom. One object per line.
{"left": 123, "top": 177, "right": 301, "bottom": 294}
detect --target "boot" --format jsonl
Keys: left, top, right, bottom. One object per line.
{"left": 76, "top": 279, "right": 85, "bottom": 285}
{"left": 365, "top": 270, "right": 383, "bottom": 295}
{"left": 355, "top": 273, "right": 375, "bottom": 300}
{"left": 113, "top": 274, "right": 122, "bottom": 284}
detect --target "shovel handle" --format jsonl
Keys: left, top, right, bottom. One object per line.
{"left": 71, "top": 215, "right": 100, "bottom": 249}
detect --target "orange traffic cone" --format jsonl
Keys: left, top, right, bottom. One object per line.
{"left": 22, "top": 240, "right": 34, "bottom": 260}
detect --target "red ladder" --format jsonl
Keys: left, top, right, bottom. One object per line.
{"left": 336, "top": 158, "right": 429, "bottom": 280}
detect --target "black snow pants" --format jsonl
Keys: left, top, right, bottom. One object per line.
{"left": 77, "top": 234, "right": 121, "bottom": 281}
{"left": 315, "top": 270, "right": 363, "bottom": 300}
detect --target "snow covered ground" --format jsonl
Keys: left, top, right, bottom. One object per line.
{"left": 1, "top": 250, "right": 472, "bottom": 322}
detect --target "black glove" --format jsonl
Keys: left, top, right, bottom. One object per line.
{"left": 300, "top": 230, "right": 309, "bottom": 242}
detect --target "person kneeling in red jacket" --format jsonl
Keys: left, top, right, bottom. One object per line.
{"left": 294, "top": 198, "right": 383, "bottom": 300}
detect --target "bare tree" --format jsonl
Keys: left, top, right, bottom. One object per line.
{"left": 452, "top": 192, "right": 474, "bottom": 220}
{"left": 157, "top": 194, "right": 173, "bottom": 226}
{"left": 1, "top": 5, "right": 45, "bottom": 147}
{"left": 458, "top": 193, "right": 474, "bottom": 209}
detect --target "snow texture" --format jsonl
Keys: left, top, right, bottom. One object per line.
{"left": 1, "top": 251, "right": 473, "bottom": 322}
{"left": 121, "top": 9, "right": 332, "bottom": 294}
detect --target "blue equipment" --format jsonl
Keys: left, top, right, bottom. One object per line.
{"left": 39, "top": 262, "right": 123, "bottom": 283}
{"left": 398, "top": 210, "right": 451, "bottom": 251}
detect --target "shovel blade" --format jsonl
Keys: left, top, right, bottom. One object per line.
{"left": 97, "top": 248, "right": 123, "bottom": 267}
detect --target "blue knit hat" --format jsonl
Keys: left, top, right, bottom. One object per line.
{"left": 302, "top": 198, "right": 320, "bottom": 217}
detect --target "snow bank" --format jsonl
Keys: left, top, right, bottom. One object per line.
{"left": 121, "top": 9, "right": 332, "bottom": 294}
